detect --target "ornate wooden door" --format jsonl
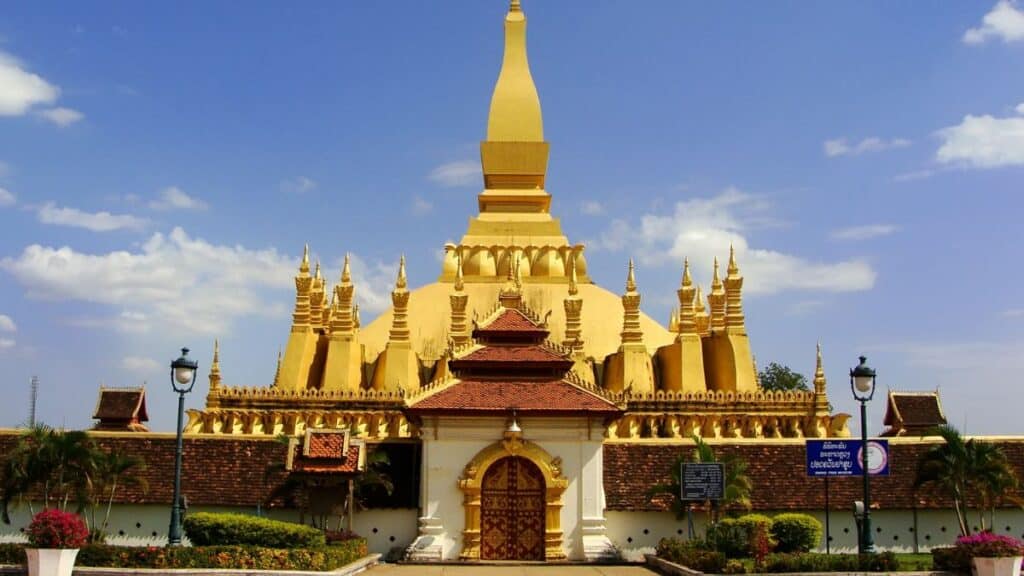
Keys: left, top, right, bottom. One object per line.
{"left": 480, "top": 456, "right": 545, "bottom": 560}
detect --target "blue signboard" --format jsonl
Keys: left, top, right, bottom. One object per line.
{"left": 806, "top": 439, "right": 889, "bottom": 477}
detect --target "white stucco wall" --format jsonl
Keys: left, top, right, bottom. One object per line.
{"left": 416, "top": 415, "right": 607, "bottom": 560}
{"left": 606, "top": 508, "right": 1024, "bottom": 558}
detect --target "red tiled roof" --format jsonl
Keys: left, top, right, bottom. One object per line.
{"left": 407, "top": 379, "right": 620, "bottom": 414}
{"left": 306, "top": 432, "right": 347, "bottom": 458}
{"left": 475, "top": 309, "right": 546, "bottom": 334}
{"left": 884, "top": 392, "right": 946, "bottom": 428}
{"left": 291, "top": 444, "right": 363, "bottom": 474}
{"left": 457, "top": 345, "right": 567, "bottom": 363}
{"left": 93, "top": 388, "right": 147, "bottom": 422}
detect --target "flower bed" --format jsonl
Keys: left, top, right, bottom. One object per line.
{"left": 933, "top": 532, "right": 1024, "bottom": 574}
{"left": 0, "top": 540, "right": 367, "bottom": 571}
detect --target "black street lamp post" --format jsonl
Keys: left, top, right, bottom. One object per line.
{"left": 168, "top": 347, "right": 198, "bottom": 546}
{"left": 850, "top": 355, "right": 877, "bottom": 554}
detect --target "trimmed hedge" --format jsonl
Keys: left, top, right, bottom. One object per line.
{"left": 0, "top": 541, "right": 367, "bottom": 571}
{"left": 656, "top": 537, "right": 727, "bottom": 574}
{"left": 707, "top": 513, "right": 776, "bottom": 558}
{"left": 761, "top": 552, "right": 901, "bottom": 573}
{"left": 770, "top": 512, "right": 823, "bottom": 553}
{"left": 183, "top": 512, "right": 325, "bottom": 548}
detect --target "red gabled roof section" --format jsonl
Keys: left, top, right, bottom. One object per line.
{"left": 474, "top": 308, "right": 548, "bottom": 339}
{"left": 286, "top": 429, "right": 365, "bottom": 475}
{"left": 407, "top": 379, "right": 620, "bottom": 415}
{"left": 92, "top": 387, "right": 149, "bottom": 432}
{"left": 882, "top": 390, "right": 947, "bottom": 436}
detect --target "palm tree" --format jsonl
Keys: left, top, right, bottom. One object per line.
{"left": 914, "top": 424, "right": 1020, "bottom": 536}
{"left": 89, "top": 449, "right": 148, "bottom": 539}
{"left": 647, "top": 435, "right": 754, "bottom": 523}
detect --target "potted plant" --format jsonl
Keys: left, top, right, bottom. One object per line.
{"left": 24, "top": 509, "right": 89, "bottom": 576}
{"left": 956, "top": 532, "right": 1024, "bottom": 576}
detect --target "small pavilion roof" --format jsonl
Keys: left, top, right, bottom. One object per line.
{"left": 92, "top": 387, "right": 149, "bottom": 432}
{"left": 882, "top": 390, "right": 947, "bottom": 436}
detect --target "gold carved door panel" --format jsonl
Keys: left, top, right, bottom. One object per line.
{"left": 480, "top": 456, "right": 545, "bottom": 560}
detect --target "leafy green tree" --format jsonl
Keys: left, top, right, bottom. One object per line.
{"left": 914, "top": 425, "right": 1020, "bottom": 536}
{"left": 758, "top": 362, "right": 809, "bottom": 392}
{"left": 647, "top": 435, "right": 753, "bottom": 523}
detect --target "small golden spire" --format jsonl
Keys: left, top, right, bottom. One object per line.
{"left": 454, "top": 252, "right": 464, "bottom": 291}
{"left": 815, "top": 342, "right": 825, "bottom": 383}
{"left": 353, "top": 304, "right": 361, "bottom": 330}
{"left": 681, "top": 257, "right": 692, "bottom": 288}
{"left": 300, "top": 244, "right": 310, "bottom": 274}
{"left": 568, "top": 253, "right": 579, "bottom": 296}
{"left": 341, "top": 253, "right": 351, "bottom": 283}
{"left": 513, "top": 253, "right": 523, "bottom": 290}
{"left": 272, "top": 348, "right": 282, "bottom": 387}
{"left": 728, "top": 243, "right": 739, "bottom": 276}
{"left": 813, "top": 341, "right": 829, "bottom": 413}
{"left": 396, "top": 255, "right": 407, "bottom": 290}
{"left": 712, "top": 256, "right": 722, "bottom": 289}
{"left": 668, "top": 308, "right": 679, "bottom": 332}
{"left": 510, "top": 0, "right": 522, "bottom": 12}
{"left": 208, "top": 339, "right": 221, "bottom": 389}
{"left": 314, "top": 259, "right": 321, "bottom": 281}
{"left": 626, "top": 258, "right": 637, "bottom": 293}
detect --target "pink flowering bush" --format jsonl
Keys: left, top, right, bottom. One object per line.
{"left": 956, "top": 531, "right": 1024, "bottom": 558}
{"left": 25, "top": 509, "right": 89, "bottom": 549}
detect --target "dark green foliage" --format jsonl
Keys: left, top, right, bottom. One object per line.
{"left": 183, "top": 512, "right": 325, "bottom": 548}
{"left": 761, "top": 552, "right": 900, "bottom": 573}
{"left": 770, "top": 512, "right": 823, "bottom": 553}
{"left": 655, "top": 537, "right": 727, "bottom": 573}
{"left": 722, "top": 558, "right": 747, "bottom": 574}
{"left": 0, "top": 542, "right": 366, "bottom": 571}
{"left": 707, "top": 514, "right": 775, "bottom": 558}
{"left": 932, "top": 546, "right": 971, "bottom": 573}
{"left": 758, "top": 362, "right": 809, "bottom": 392}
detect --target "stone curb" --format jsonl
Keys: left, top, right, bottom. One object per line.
{"left": 0, "top": 553, "right": 381, "bottom": 576}
{"left": 644, "top": 554, "right": 960, "bottom": 576}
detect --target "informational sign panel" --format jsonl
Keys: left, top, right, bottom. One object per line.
{"left": 681, "top": 462, "right": 725, "bottom": 501}
{"left": 806, "top": 439, "right": 889, "bottom": 477}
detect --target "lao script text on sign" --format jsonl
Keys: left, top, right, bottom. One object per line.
{"left": 681, "top": 462, "right": 725, "bottom": 501}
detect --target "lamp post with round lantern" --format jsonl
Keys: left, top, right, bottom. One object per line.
{"left": 850, "top": 355, "right": 877, "bottom": 554}
{"left": 168, "top": 348, "right": 198, "bottom": 546}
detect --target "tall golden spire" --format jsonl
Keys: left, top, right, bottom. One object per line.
{"left": 449, "top": 254, "right": 470, "bottom": 347}
{"left": 677, "top": 258, "right": 697, "bottom": 336}
{"left": 620, "top": 259, "right": 643, "bottom": 345}
{"left": 330, "top": 254, "right": 356, "bottom": 336}
{"left": 814, "top": 342, "right": 830, "bottom": 413}
{"left": 488, "top": 0, "right": 543, "bottom": 142}
{"left": 290, "top": 245, "right": 313, "bottom": 332}
{"left": 208, "top": 339, "right": 221, "bottom": 390}
{"left": 309, "top": 260, "right": 325, "bottom": 330}
{"left": 724, "top": 244, "right": 746, "bottom": 334}
{"left": 300, "top": 243, "right": 310, "bottom": 274}
{"left": 389, "top": 255, "right": 410, "bottom": 342}
{"left": 563, "top": 253, "right": 584, "bottom": 351}
{"left": 709, "top": 257, "right": 726, "bottom": 333}
{"left": 272, "top": 349, "right": 282, "bottom": 387}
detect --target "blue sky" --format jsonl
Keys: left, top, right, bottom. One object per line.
{"left": 1, "top": 1, "right": 1022, "bottom": 435}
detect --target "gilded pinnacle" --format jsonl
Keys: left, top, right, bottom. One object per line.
{"left": 314, "top": 260, "right": 322, "bottom": 281}
{"left": 396, "top": 255, "right": 407, "bottom": 290}
{"left": 341, "top": 253, "right": 351, "bottom": 283}
{"left": 626, "top": 258, "right": 637, "bottom": 293}
{"left": 510, "top": 0, "right": 522, "bottom": 13}
{"left": 681, "top": 257, "right": 692, "bottom": 288}
{"left": 454, "top": 252, "right": 464, "bottom": 291}
{"left": 300, "top": 244, "right": 310, "bottom": 274}
{"left": 728, "top": 244, "right": 740, "bottom": 276}
{"left": 711, "top": 256, "right": 722, "bottom": 289}
{"left": 568, "top": 253, "right": 579, "bottom": 296}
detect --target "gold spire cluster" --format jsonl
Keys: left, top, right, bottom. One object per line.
{"left": 562, "top": 254, "right": 584, "bottom": 351}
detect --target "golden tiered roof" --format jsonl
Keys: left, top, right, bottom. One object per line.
{"left": 186, "top": 1, "right": 850, "bottom": 441}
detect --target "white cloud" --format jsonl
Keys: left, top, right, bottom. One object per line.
{"left": 1017, "top": 102, "right": 1024, "bottom": 115}
{"left": 830, "top": 224, "right": 899, "bottom": 241}
{"left": 428, "top": 160, "right": 478, "bottom": 187}
{"left": 412, "top": 196, "right": 433, "bottom": 214}
{"left": 280, "top": 176, "right": 317, "bottom": 194}
{"left": 0, "top": 314, "right": 15, "bottom": 332}
{"left": 149, "top": 186, "right": 207, "bottom": 211}
{"left": 37, "top": 200, "right": 149, "bottom": 229}
{"left": 581, "top": 201, "right": 605, "bottom": 216}
{"left": 937, "top": 106, "right": 1024, "bottom": 168}
{"left": 1, "top": 227, "right": 297, "bottom": 334}
{"left": 892, "top": 169, "right": 935, "bottom": 182}
{"left": 37, "top": 202, "right": 149, "bottom": 232}
{"left": 0, "top": 338, "right": 14, "bottom": 349}
{"left": 598, "top": 187, "right": 876, "bottom": 294}
{"left": 122, "top": 356, "right": 161, "bottom": 373}
{"left": 824, "top": 137, "right": 911, "bottom": 158}
{"left": 1005, "top": 308, "right": 1024, "bottom": 317}
{"left": 343, "top": 254, "right": 399, "bottom": 315}
{"left": 37, "top": 107, "right": 83, "bottom": 127}
{"left": 0, "top": 51, "right": 59, "bottom": 116}
{"left": 964, "top": 0, "right": 1024, "bottom": 44}
{"left": 0, "top": 187, "right": 14, "bottom": 207}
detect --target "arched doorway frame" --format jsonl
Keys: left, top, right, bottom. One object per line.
{"left": 458, "top": 434, "right": 568, "bottom": 560}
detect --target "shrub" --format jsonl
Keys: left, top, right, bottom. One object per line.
{"left": 761, "top": 552, "right": 900, "bottom": 573}
{"left": 770, "top": 513, "right": 822, "bottom": 553}
{"left": 26, "top": 509, "right": 89, "bottom": 549}
{"left": 707, "top": 513, "right": 775, "bottom": 558}
{"left": 183, "top": 512, "right": 325, "bottom": 548}
{"left": 0, "top": 543, "right": 25, "bottom": 565}
{"left": 956, "top": 532, "right": 1024, "bottom": 558}
{"left": 722, "top": 558, "right": 747, "bottom": 574}
{"left": 656, "top": 537, "right": 727, "bottom": 574}
{"left": 932, "top": 546, "right": 970, "bottom": 573}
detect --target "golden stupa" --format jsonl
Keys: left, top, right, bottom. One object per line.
{"left": 187, "top": 0, "right": 850, "bottom": 441}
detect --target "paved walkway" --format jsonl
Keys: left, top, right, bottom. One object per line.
{"left": 367, "top": 564, "right": 656, "bottom": 576}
